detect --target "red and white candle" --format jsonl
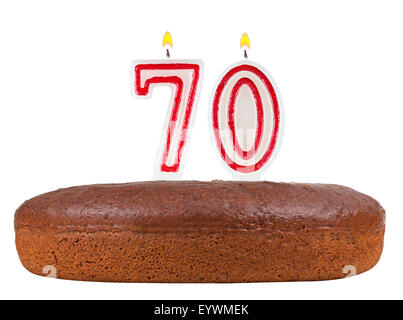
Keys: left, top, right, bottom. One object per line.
{"left": 210, "top": 34, "right": 283, "bottom": 179}
{"left": 133, "top": 33, "right": 203, "bottom": 179}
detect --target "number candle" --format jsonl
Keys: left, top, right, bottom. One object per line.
{"left": 133, "top": 32, "right": 203, "bottom": 179}
{"left": 210, "top": 34, "right": 283, "bottom": 179}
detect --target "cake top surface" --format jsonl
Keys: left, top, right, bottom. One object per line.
{"left": 15, "top": 181, "right": 385, "bottom": 232}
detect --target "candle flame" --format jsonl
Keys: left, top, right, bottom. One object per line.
{"left": 240, "top": 33, "right": 250, "bottom": 49}
{"left": 162, "top": 31, "right": 173, "bottom": 48}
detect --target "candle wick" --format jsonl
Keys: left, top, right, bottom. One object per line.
{"left": 244, "top": 49, "right": 248, "bottom": 59}
{"left": 166, "top": 48, "right": 171, "bottom": 58}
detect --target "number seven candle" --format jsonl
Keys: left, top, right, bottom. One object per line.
{"left": 211, "top": 34, "right": 283, "bottom": 178}
{"left": 133, "top": 32, "right": 203, "bottom": 179}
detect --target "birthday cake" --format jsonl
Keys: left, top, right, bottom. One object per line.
{"left": 14, "top": 33, "right": 386, "bottom": 282}
{"left": 15, "top": 181, "right": 385, "bottom": 282}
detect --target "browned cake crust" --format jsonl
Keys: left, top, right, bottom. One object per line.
{"left": 14, "top": 181, "right": 385, "bottom": 282}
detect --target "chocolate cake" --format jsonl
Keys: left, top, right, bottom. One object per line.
{"left": 14, "top": 181, "right": 385, "bottom": 282}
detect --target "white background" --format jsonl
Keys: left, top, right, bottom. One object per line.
{"left": 0, "top": 0, "right": 402, "bottom": 299}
